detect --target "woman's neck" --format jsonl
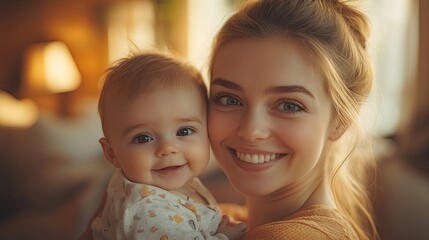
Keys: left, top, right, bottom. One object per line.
{"left": 246, "top": 173, "right": 335, "bottom": 229}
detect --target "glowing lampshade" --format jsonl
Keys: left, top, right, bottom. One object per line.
{"left": 0, "top": 91, "right": 38, "bottom": 128}
{"left": 21, "top": 41, "right": 81, "bottom": 96}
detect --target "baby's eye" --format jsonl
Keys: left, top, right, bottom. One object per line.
{"left": 215, "top": 94, "right": 242, "bottom": 106}
{"left": 134, "top": 134, "right": 153, "bottom": 143}
{"left": 177, "top": 127, "right": 194, "bottom": 136}
{"left": 275, "top": 100, "right": 305, "bottom": 113}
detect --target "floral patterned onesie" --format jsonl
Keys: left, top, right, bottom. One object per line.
{"left": 91, "top": 170, "right": 227, "bottom": 240}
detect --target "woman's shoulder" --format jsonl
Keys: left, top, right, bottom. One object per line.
{"left": 243, "top": 205, "right": 359, "bottom": 240}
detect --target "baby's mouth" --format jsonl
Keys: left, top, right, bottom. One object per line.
{"left": 154, "top": 164, "right": 186, "bottom": 175}
{"left": 234, "top": 149, "right": 285, "bottom": 164}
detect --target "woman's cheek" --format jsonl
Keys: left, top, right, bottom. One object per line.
{"left": 208, "top": 111, "right": 238, "bottom": 150}
{"left": 208, "top": 112, "right": 224, "bottom": 145}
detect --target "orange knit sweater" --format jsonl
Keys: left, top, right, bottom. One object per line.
{"left": 221, "top": 204, "right": 359, "bottom": 240}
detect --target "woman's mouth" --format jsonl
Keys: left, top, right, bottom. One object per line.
{"left": 228, "top": 148, "right": 287, "bottom": 172}
{"left": 235, "top": 150, "right": 280, "bottom": 164}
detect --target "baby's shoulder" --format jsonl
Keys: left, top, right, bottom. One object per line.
{"left": 107, "top": 171, "right": 179, "bottom": 208}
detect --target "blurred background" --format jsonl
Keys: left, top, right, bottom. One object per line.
{"left": 0, "top": 0, "right": 427, "bottom": 239}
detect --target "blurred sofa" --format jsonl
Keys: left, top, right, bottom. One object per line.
{"left": 0, "top": 98, "right": 114, "bottom": 240}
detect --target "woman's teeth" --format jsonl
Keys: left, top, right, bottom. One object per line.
{"left": 235, "top": 150, "right": 279, "bottom": 164}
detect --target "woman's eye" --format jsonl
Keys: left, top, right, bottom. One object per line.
{"left": 177, "top": 128, "right": 194, "bottom": 136}
{"left": 216, "top": 95, "right": 241, "bottom": 106}
{"left": 134, "top": 134, "right": 153, "bottom": 143}
{"left": 276, "top": 101, "right": 304, "bottom": 113}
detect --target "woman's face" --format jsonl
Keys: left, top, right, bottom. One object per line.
{"left": 208, "top": 36, "right": 338, "bottom": 196}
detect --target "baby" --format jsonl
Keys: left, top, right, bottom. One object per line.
{"left": 91, "top": 52, "right": 246, "bottom": 239}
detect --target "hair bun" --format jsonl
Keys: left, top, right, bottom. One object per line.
{"left": 330, "top": 0, "right": 370, "bottom": 49}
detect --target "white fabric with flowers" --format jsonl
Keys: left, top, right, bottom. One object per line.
{"left": 91, "top": 170, "right": 227, "bottom": 240}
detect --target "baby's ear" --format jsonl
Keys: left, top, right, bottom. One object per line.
{"left": 99, "top": 137, "right": 121, "bottom": 168}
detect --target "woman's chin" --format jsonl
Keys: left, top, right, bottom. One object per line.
{"left": 228, "top": 178, "right": 273, "bottom": 197}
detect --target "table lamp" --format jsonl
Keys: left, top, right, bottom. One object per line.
{"left": 20, "top": 41, "right": 81, "bottom": 115}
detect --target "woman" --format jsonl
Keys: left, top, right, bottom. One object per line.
{"left": 207, "top": 0, "right": 377, "bottom": 239}
{"left": 82, "top": 0, "right": 378, "bottom": 239}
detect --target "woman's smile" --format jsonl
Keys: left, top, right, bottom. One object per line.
{"left": 235, "top": 150, "right": 281, "bottom": 164}
{"left": 226, "top": 147, "right": 289, "bottom": 172}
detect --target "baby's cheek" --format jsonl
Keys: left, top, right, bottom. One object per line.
{"left": 187, "top": 142, "right": 210, "bottom": 169}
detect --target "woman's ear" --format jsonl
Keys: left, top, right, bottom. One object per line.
{"left": 328, "top": 115, "right": 348, "bottom": 141}
{"left": 99, "top": 137, "right": 121, "bottom": 168}
{"left": 329, "top": 124, "right": 346, "bottom": 141}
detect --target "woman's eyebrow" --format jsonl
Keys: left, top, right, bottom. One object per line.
{"left": 211, "top": 78, "right": 242, "bottom": 91}
{"left": 265, "top": 85, "right": 315, "bottom": 98}
{"left": 212, "top": 78, "right": 314, "bottom": 98}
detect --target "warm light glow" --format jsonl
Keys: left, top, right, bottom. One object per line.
{"left": 22, "top": 41, "right": 81, "bottom": 96}
{"left": 107, "top": 0, "right": 155, "bottom": 64}
{"left": 0, "top": 91, "right": 39, "bottom": 128}
{"left": 187, "top": 0, "right": 230, "bottom": 85}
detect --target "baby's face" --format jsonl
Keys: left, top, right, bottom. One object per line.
{"left": 105, "top": 87, "right": 209, "bottom": 190}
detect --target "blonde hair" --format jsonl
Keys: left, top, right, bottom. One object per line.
{"left": 99, "top": 51, "right": 207, "bottom": 137}
{"left": 209, "top": 0, "right": 377, "bottom": 239}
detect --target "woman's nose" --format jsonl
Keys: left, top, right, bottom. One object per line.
{"left": 236, "top": 108, "right": 270, "bottom": 142}
{"left": 156, "top": 138, "right": 178, "bottom": 157}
